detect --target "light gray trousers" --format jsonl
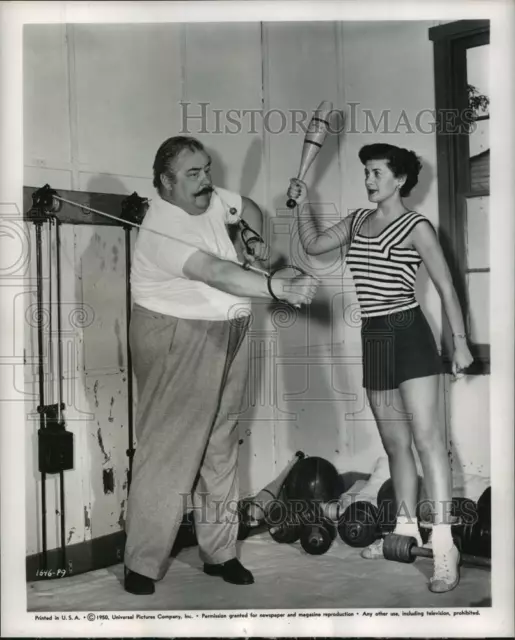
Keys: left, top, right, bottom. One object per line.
{"left": 124, "top": 303, "right": 250, "bottom": 580}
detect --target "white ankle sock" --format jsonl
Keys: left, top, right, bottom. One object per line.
{"left": 394, "top": 516, "right": 422, "bottom": 546}
{"left": 432, "top": 524, "right": 454, "bottom": 553}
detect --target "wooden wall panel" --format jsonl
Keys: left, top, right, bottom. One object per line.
{"left": 183, "top": 23, "right": 266, "bottom": 206}
{"left": 73, "top": 24, "right": 183, "bottom": 178}
{"left": 23, "top": 25, "right": 71, "bottom": 167}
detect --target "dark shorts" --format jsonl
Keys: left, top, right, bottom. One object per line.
{"left": 361, "top": 306, "right": 444, "bottom": 390}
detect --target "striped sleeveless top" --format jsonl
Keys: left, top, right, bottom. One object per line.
{"left": 346, "top": 208, "right": 429, "bottom": 318}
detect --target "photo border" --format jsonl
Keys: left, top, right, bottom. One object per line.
{"left": 1, "top": 1, "right": 513, "bottom": 637}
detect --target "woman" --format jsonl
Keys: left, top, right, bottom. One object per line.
{"left": 287, "top": 143, "right": 474, "bottom": 593}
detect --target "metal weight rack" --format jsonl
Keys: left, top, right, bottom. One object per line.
{"left": 24, "top": 184, "right": 148, "bottom": 574}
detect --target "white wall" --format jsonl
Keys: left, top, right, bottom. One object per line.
{"left": 273, "top": 20, "right": 448, "bottom": 474}
{"left": 23, "top": 22, "right": 275, "bottom": 555}
{"left": 332, "top": 21, "right": 490, "bottom": 485}
{"left": 23, "top": 20, "right": 490, "bottom": 557}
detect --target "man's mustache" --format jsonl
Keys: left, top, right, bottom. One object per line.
{"left": 195, "top": 186, "right": 213, "bottom": 196}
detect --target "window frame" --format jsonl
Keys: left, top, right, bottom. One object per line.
{"left": 429, "top": 20, "right": 490, "bottom": 375}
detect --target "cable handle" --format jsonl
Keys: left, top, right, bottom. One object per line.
{"left": 266, "top": 265, "right": 316, "bottom": 309}
{"left": 239, "top": 219, "right": 265, "bottom": 256}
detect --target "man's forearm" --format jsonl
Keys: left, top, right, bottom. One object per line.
{"left": 183, "top": 251, "right": 271, "bottom": 299}
{"left": 208, "top": 260, "right": 270, "bottom": 298}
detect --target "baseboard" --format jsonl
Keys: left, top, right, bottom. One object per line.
{"left": 26, "top": 523, "right": 268, "bottom": 583}
{"left": 26, "top": 530, "right": 126, "bottom": 583}
{"left": 26, "top": 471, "right": 371, "bottom": 582}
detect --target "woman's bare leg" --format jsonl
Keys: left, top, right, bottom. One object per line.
{"left": 399, "top": 375, "right": 460, "bottom": 593}
{"left": 398, "top": 375, "right": 451, "bottom": 525}
{"left": 368, "top": 387, "right": 419, "bottom": 524}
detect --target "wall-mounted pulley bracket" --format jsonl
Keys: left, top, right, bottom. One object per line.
{"left": 120, "top": 192, "right": 149, "bottom": 226}
{"left": 26, "top": 184, "right": 62, "bottom": 222}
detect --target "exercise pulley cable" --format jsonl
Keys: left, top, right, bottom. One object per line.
{"left": 54, "top": 194, "right": 270, "bottom": 276}
{"left": 52, "top": 192, "right": 307, "bottom": 307}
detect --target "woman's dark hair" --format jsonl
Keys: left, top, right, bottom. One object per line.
{"left": 358, "top": 143, "right": 422, "bottom": 197}
{"left": 153, "top": 136, "right": 205, "bottom": 193}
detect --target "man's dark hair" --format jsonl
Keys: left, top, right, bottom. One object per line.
{"left": 153, "top": 136, "right": 205, "bottom": 193}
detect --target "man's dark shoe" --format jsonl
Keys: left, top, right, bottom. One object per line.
{"left": 124, "top": 567, "right": 155, "bottom": 595}
{"left": 203, "top": 558, "right": 254, "bottom": 585}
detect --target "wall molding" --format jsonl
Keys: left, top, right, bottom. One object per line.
{"left": 27, "top": 531, "right": 126, "bottom": 582}
{"left": 26, "top": 525, "right": 267, "bottom": 583}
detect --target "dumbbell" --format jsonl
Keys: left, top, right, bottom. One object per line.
{"left": 418, "top": 496, "right": 485, "bottom": 552}
{"left": 337, "top": 499, "right": 428, "bottom": 549}
{"left": 338, "top": 501, "right": 381, "bottom": 548}
{"left": 376, "top": 478, "right": 473, "bottom": 538}
{"left": 280, "top": 501, "right": 338, "bottom": 555}
{"left": 337, "top": 498, "right": 429, "bottom": 549}
{"left": 378, "top": 477, "right": 441, "bottom": 546}
{"left": 266, "top": 498, "right": 337, "bottom": 554}
{"left": 281, "top": 495, "right": 341, "bottom": 556}
{"left": 338, "top": 497, "right": 472, "bottom": 550}
{"left": 456, "top": 522, "right": 491, "bottom": 559}
{"left": 300, "top": 514, "right": 337, "bottom": 556}
{"left": 453, "top": 488, "right": 491, "bottom": 559}
{"left": 267, "top": 503, "right": 336, "bottom": 555}
{"left": 477, "top": 486, "right": 491, "bottom": 523}
{"left": 383, "top": 533, "right": 491, "bottom": 569}
{"left": 266, "top": 501, "right": 302, "bottom": 544}
{"left": 450, "top": 496, "right": 479, "bottom": 523}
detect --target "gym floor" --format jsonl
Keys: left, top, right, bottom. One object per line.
{"left": 27, "top": 531, "right": 491, "bottom": 612}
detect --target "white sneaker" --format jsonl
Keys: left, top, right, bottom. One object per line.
{"left": 429, "top": 544, "right": 460, "bottom": 593}
{"left": 360, "top": 537, "right": 384, "bottom": 559}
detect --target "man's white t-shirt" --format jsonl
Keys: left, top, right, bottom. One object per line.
{"left": 131, "top": 187, "right": 252, "bottom": 321}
